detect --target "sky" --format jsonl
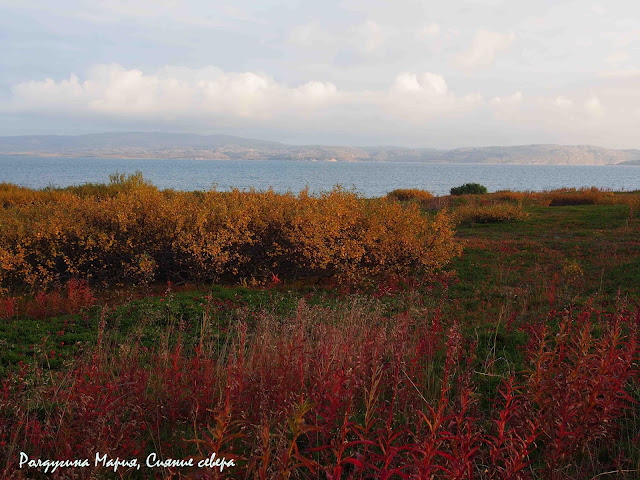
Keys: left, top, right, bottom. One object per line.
{"left": 1, "top": 0, "right": 640, "bottom": 148}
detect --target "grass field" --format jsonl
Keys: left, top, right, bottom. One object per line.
{"left": 1, "top": 185, "right": 639, "bottom": 479}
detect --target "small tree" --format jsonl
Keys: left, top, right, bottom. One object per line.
{"left": 450, "top": 183, "right": 488, "bottom": 195}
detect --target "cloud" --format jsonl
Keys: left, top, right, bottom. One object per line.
{"left": 9, "top": 64, "right": 342, "bottom": 122}
{"left": 584, "top": 95, "right": 602, "bottom": 116}
{"left": 7, "top": 65, "right": 475, "bottom": 123}
{"left": 288, "top": 20, "right": 387, "bottom": 58}
{"left": 455, "top": 29, "right": 515, "bottom": 70}
{"left": 5, "top": 64, "right": 640, "bottom": 148}
{"left": 288, "top": 23, "right": 332, "bottom": 49}
{"left": 598, "top": 68, "right": 640, "bottom": 79}
{"left": 605, "top": 51, "right": 629, "bottom": 64}
{"left": 349, "top": 21, "right": 384, "bottom": 54}
{"left": 604, "top": 28, "right": 640, "bottom": 48}
{"left": 416, "top": 22, "right": 441, "bottom": 40}
{"left": 490, "top": 91, "right": 523, "bottom": 106}
{"left": 392, "top": 72, "right": 448, "bottom": 95}
{"left": 4, "top": 65, "right": 484, "bottom": 138}
{"left": 386, "top": 72, "right": 483, "bottom": 120}
{"left": 553, "top": 96, "right": 573, "bottom": 108}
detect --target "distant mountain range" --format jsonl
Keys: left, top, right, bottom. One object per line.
{"left": 1, "top": 132, "right": 639, "bottom": 165}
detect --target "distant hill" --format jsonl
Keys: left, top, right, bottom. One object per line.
{"left": 1, "top": 132, "right": 639, "bottom": 165}
{"left": 436, "top": 145, "right": 640, "bottom": 165}
{"left": 0, "top": 132, "right": 287, "bottom": 150}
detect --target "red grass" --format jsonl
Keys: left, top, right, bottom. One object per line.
{"left": 1, "top": 299, "right": 638, "bottom": 479}
{"left": 0, "top": 278, "right": 95, "bottom": 320}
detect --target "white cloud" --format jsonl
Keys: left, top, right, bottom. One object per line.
{"left": 287, "top": 20, "right": 387, "bottom": 57}
{"left": 605, "top": 51, "right": 629, "bottom": 64}
{"left": 605, "top": 29, "right": 640, "bottom": 48}
{"left": 416, "top": 22, "right": 441, "bottom": 40}
{"left": 6, "top": 64, "right": 640, "bottom": 148}
{"left": 349, "top": 21, "right": 385, "bottom": 54}
{"left": 553, "top": 96, "right": 573, "bottom": 108}
{"left": 598, "top": 68, "right": 640, "bottom": 79}
{"left": 288, "top": 23, "right": 332, "bottom": 49}
{"left": 392, "top": 72, "right": 448, "bottom": 96}
{"left": 455, "top": 29, "right": 515, "bottom": 70}
{"left": 585, "top": 95, "right": 602, "bottom": 115}
{"left": 490, "top": 91, "right": 523, "bottom": 105}
{"left": 385, "top": 72, "right": 483, "bottom": 122}
{"left": 8, "top": 65, "right": 478, "bottom": 125}
{"left": 9, "top": 64, "right": 341, "bottom": 121}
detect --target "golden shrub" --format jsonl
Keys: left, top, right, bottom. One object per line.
{"left": 453, "top": 202, "right": 530, "bottom": 224}
{"left": 0, "top": 176, "right": 461, "bottom": 291}
{"left": 548, "top": 187, "right": 615, "bottom": 206}
{"left": 492, "top": 190, "right": 527, "bottom": 203}
{"left": 386, "top": 189, "right": 434, "bottom": 202}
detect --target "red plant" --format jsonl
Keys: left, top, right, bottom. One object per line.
{"left": 0, "top": 296, "right": 17, "bottom": 319}
{"left": 525, "top": 307, "right": 638, "bottom": 478}
{"left": 3, "top": 278, "right": 96, "bottom": 320}
{"left": 1, "top": 299, "right": 638, "bottom": 479}
{"left": 486, "top": 377, "right": 539, "bottom": 480}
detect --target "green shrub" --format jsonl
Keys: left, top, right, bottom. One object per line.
{"left": 450, "top": 183, "right": 488, "bottom": 196}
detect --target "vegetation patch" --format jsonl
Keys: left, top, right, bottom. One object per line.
{"left": 549, "top": 187, "right": 616, "bottom": 206}
{"left": 450, "top": 182, "right": 488, "bottom": 195}
{"left": 387, "top": 188, "right": 434, "bottom": 202}
{"left": 0, "top": 174, "right": 460, "bottom": 292}
{"left": 453, "top": 202, "right": 530, "bottom": 224}
{"left": 1, "top": 182, "right": 640, "bottom": 479}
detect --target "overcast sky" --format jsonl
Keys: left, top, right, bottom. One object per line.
{"left": 1, "top": 0, "right": 639, "bottom": 148}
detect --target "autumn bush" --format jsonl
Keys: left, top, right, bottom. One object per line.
{"left": 548, "top": 187, "right": 616, "bottom": 206}
{"left": 493, "top": 190, "right": 528, "bottom": 203}
{"left": 0, "top": 183, "right": 59, "bottom": 207}
{"left": 0, "top": 175, "right": 460, "bottom": 292}
{"left": 453, "top": 202, "right": 530, "bottom": 224}
{"left": 387, "top": 188, "right": 434, "bottom": 202}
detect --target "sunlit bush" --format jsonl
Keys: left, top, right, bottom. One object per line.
{"left": 387, "top": 188, "right": 434, "bottom": 202}
{"left": 453, "top": 202, "right": 529, "bottom": 224}
{"left": 549, "top": 187, "right": 615, "bottom": 206}
{"left": 0, "top": 175, "right": 461, "bottom": 291}
{"left": 493, "top": 190, "right": 527, "bottom": 203}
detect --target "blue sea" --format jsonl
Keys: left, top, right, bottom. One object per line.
{"left": 1, "top": 155, "right": 639, "bottom": 197}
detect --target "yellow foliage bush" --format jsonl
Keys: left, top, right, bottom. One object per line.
{"left": 0, "top": 176, "right": 461, "bottom": 291}
{"left": 0, "top": 183, "right": 59, "bottom": 207}
{"left": 548, "top": 187, "right": 616, "bottom": 206}
{"left": 386, "top": 189, "right": 434, "bottom": 202}
{"left": 453, "top": 202, "right": 530, "bottom": 224}
{"left": 492, "top": 190, "right": 527, "bottom": 203}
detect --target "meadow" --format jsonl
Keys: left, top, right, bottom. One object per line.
{"left": 0, "top": 176, "right": 639, "bottom": 479}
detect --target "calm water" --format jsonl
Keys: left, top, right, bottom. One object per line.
{"left": 1, "top": 155, "right": 639, "bottom": 197}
